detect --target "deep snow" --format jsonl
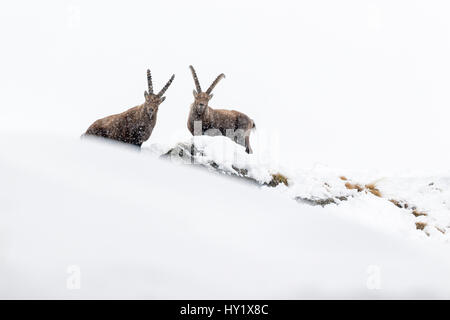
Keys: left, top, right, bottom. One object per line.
{"left": 1, "top": 134, "right": 450, "bottom": 299}
{"left": 159, "top": 135, "right": 450, "bottom": 243}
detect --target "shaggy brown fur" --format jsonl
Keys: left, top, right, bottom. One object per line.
{"left": 85, "top": 69, "right": 174, "bottom": 147}
{"left": 187, "top": 65, "right": 255, "bottom": 154}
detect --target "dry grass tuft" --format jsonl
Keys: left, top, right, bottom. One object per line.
{"left": 389, "top": 199, "right": 429, "bottom": 221}
{"left": 340, "top": 178, "right": 434, "bottom": 234}
{"left": 389, "top": 199, "right": 403, "bottom": 208}
{"left": 267, "top": 173, "right": 289, "bottom": 187}
{"left": 415, "top": 222, "right": 427, "bottom": 230}
{"left": 412, "top": 210, "right": 427, "bottom": 217}
{"left": 365, "top": 183, "right": 382, "bottom": 197}
{"left": 344, "top": 181, "right": 381, "bottom": 197}
{"left": 345, "top": 182, "right": 364, "bottom": 192}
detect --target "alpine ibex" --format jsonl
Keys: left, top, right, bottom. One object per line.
{"left": 84, "top": 69, "right": 175, "bottom": 147}
{"left": 187, "top": 65, "right": 255, "bottom": 154}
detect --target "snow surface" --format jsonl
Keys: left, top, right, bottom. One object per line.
{"left": 161, "top": 135, "right": 450, "bottom": 243}
{"left": 1, "top": 134, "right": 450, "bottom": 299}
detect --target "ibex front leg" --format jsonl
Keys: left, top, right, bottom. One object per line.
{"left": 245, "top": 134, "right": 252, "bottom": 154}
{"left": 227, "top": 128, "right": 252, "bottom": 154}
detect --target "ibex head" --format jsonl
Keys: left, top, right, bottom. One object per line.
{"left": 144, "top": 69, "right": 175, "bottom": 119}
{"left": 189, "top": 65, "right": 225, "bottom": 114}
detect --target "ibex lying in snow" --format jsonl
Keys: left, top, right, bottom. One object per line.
{"left": 187, "top": 65, "right": 255, "bottom": 153}
{"left": 84, "top": 69, "right": 174, "bottom": 147}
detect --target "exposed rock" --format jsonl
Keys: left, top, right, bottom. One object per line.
{"left": 162, "top": 141, "right": 290, "bottom": 189}
{"left": 412, "top": 210, "right": 427, "bottom": 217}
{"left": 295, "top": 196, "right": 348, "bottom": 207}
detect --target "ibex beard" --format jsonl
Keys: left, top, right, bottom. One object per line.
{"left": 84, "top": 69, "right": 174, "bottom": 148}
{"left": 187, "top": 66, "right": 256, "bottom": 154}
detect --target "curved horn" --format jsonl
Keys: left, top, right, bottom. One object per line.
{"left": 189, "top": 65, "right": 202, "bottom": 93}
{"left": 206, "top": 73, "right": 225, "bottom": 95}
{"left": 147, "top": 69, "right": 153, "bottom": 94}
{"left": 157, "top": 74, "right": 175, "bottom": 97}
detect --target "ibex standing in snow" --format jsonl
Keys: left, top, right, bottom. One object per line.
{"left": 84, "top": 69, "right": 175, "bottom": 147}
{"left": 187, "top": 65, "right": 256, "bottom": 154}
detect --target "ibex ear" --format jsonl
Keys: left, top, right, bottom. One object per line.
{"left": 208, "top": 94, "right": 214, "bottom": 100}
{"left": 193, "top": 90, "right": 198, "bottom": 97}
{"left": 144, "top": 91, "right": 150, "bottom": 101}
{"left": 160, "top": 96, "right": 166, "bottom": 103}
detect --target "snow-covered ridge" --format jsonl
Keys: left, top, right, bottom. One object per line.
{"left": 147, "top": 136, "right": 450, "bottom": 242}
{"left": 2, "top": 133, "right": 450, "bottom": 298}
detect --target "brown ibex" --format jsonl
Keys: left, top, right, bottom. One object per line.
{"left": 187, "top": 65, "right": 255, "bottom": 154}
{"left": 84, "top": 69, "right": 174, "bottom": 147}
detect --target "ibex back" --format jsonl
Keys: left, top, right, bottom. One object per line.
{"left": 84, "top": 69, "right": 175, "bottom": 147}
{"left": 187, "top": 65, "right": 255, "bottom": 153}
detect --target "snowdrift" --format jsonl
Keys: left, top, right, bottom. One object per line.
{"left": 1, "top": 133, "right": 450, "bottom": 299}
{"left": 156, "top": 135, "right": 450, "bottom": 242}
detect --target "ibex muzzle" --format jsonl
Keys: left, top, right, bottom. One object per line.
{"left": 84, "top": 69, "right": 175, "bottom": 147}
{"left": 187, "top": 65, "right": 255, "bottom": 154}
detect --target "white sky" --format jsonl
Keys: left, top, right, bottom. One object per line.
{"left": 1, "top": 0, "right": 450, "bottom": 172}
